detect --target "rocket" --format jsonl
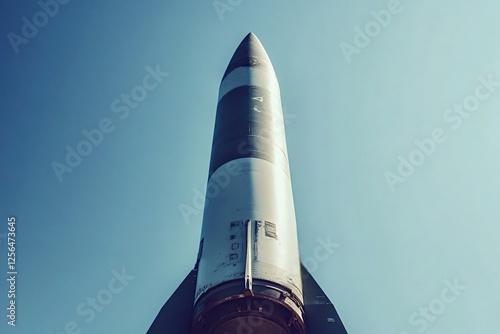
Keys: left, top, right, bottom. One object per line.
{"left": 147, "top": 33, "right": 348, "bottom": 334}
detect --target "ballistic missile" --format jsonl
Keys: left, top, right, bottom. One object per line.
{"left": 147, "top": 32, "right": 348, "bottom": 334}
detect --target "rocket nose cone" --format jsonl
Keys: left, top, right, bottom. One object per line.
{"left": 243, "top": 32, "right": 258, "bottom": 42}
{"left": 241, "top": 32, "right": 261, "bottom": 47}
{"left": 234, "top": 32, "right": 266, "bottom": 58}
{"left": 222, "top": 32, "right": 272, "bottom": 80}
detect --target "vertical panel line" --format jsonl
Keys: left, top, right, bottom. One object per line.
{"left": 244, "top": 219, "right": 253, "bottom": 295}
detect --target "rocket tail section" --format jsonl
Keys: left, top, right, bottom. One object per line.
{"left": 146, "top": 269, "right": 197, "bottom": 334}
{"left": 301, "top": 264, "right": 348, "bottom": 334}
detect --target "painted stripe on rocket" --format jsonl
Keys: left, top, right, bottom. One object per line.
{"left": 218, "top": 66, "right": 282, "bottom": 106}
{"left": 209, "top": 86, "right": 290, "bottom": 178}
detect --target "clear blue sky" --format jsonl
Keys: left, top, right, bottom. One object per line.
{"left": 1, "top": 1, "right": 499, "bottom": 333}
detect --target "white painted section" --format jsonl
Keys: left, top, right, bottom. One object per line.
{"left": 195, "top": 157, "right": 303, "bottom": 303}
{"left": 218, "top": 66, "right": 282, "bottom": 107}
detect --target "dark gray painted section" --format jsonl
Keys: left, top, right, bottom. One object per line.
{"left": 209, "top": 86, "right": 288, "bottom": 178}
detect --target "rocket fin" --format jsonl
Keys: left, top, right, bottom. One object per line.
{"left": 301, "top": 264, "right": 348, "bottom": 334}
{"left": 146, "top": 269, "right": 197, "bottom": 334}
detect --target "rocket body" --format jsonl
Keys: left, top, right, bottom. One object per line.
{"left": 192, "top": 32, "right": 305, "bottom": 334}
{"left": 147, "top": 33, "right": 348, "bottom": 334}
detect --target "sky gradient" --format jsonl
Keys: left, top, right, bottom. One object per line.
{"left": 1, "top": 1, "right": 500, "bottom": 333}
